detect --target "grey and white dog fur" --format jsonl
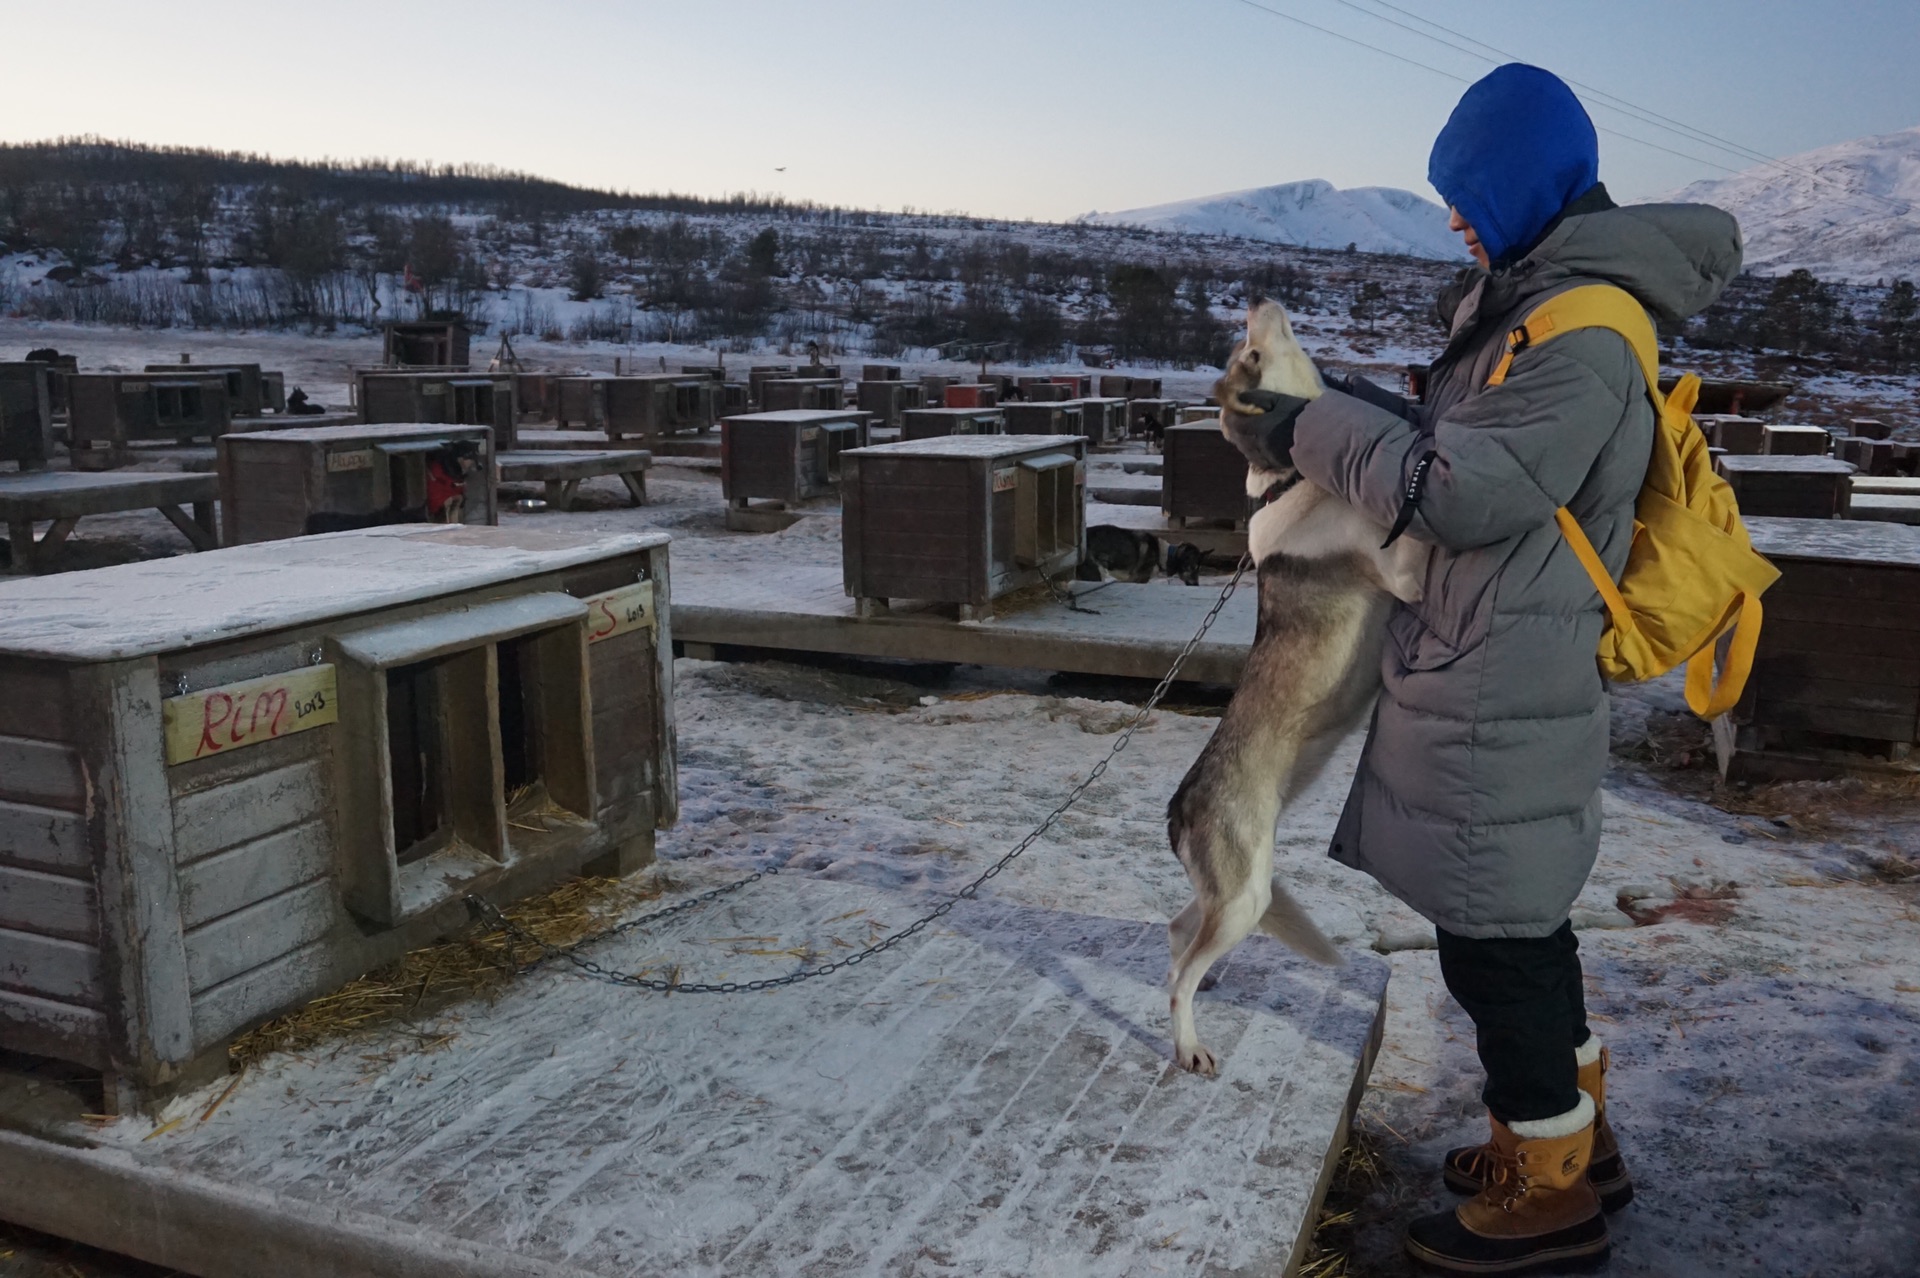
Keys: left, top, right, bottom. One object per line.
{"left": 1164, "top": 299, "right": 1430, "bottom": 1076}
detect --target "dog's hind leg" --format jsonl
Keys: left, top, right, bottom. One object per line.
{"left": 1169, "top": 897, "right": 1226, "bottom": 992}
{"left": 1257, "top": 879, "right": 1342, "bottom": 966}
{"left": 1168, "top": 882, "right": 1268, "bottom": 1077}
{"left": 1168, "top": 899, "right": 1202, "bottom": 969}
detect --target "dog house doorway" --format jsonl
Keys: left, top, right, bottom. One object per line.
{"left": 332, "top": 594, "right": 597, "bottom": 926}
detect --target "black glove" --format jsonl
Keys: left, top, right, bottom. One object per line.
{"left": 1228, "top": 389, "right": 1311, "bottom": 473}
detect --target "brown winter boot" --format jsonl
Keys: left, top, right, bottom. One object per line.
{"left": 1444, "top": 1038, "right": 1633, "bottom": 1212}
{"left": 1406, "top": 1095, "right": 1610, "bottom": 1274}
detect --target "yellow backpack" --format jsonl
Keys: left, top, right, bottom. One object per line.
{"left": 1486, "top": 284, "right": 1780, "bottom": 719}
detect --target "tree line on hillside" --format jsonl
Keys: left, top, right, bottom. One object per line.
{"left": 1, "top": 139, "right": 1914, "bottom": 372}
{"left": 1686, "top": 268, "right": 1918, "bottom": 370}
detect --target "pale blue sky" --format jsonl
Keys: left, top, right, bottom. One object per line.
{"left": 4, "top": 1, "right": 1916, "bottom": 220}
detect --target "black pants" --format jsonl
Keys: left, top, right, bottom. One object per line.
{"left": 1436, "top": 921, "right": 1590, "bottom": 1125}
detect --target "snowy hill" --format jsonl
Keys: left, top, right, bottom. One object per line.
{"left": 1084, "top": 180, "right": 1469, "bottom": 261}
{"left": 1667, "top": 125, "right": 1920, "bottom": 283}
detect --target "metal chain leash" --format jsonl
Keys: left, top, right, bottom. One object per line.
{"left": 1040, "top": 567, "right": 1107, "bottom": 615}
{"left": 465, "top": 555, "right": 1253, "bottom": 995}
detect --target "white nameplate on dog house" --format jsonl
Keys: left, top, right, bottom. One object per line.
{"left": 584, "top": 581, "right": 656, "bottom": 644}
{"left": 162, "top": 664, "right": 340, "bottom": 765}
{"left": 326, "top": 448, "right": 375, "bottom": 472}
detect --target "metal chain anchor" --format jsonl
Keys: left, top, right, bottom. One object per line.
{"left": 466, "top": 556, "right": 1253, "bottom": 995}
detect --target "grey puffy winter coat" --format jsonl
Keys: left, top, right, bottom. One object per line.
{"left": 1291, "top": 200, "right": 1742, "bottom": 939}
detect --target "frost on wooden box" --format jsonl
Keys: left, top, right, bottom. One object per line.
{"left": 721, "top": 410, "right": 872, "bottom": 508}
{"left": 357, "top": 371, "right": 518, "bottom": 447}
{"left": 0, "top": 525, "right": 676, "bottom": 1099}
{"left": 840, "top": 434, "right": 1086, "bottom": 617}
{"left": 218, "top": 422, "right": 499, "bottom": 544}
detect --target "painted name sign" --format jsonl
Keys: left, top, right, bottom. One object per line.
{"left": 162, "top": 665, "right": 339, "bottom": 766}
{"left": 584, "top": 582, "right": 656, "bottom": 644}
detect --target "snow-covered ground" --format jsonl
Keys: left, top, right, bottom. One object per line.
{"left": 1670, "top": 124, "right": 1920, "bottom": 284}
{"left": 2, "top": 326, "right": 1918, "bottom": 1277}
{"left": 1084, "top": 180, "right": 1469, "bottom": 261}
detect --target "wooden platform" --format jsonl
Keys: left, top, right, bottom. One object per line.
{"left": 1846, "top": 493, "right": 1920, "bottom": 525}
{"left": 497, "top": 448, "right": 652, "bottom": 510}
{"left": 673, "top": 563, "right": 1256, "bottom": 683}
{"left": 0, "top": 469, "right": 219, "bottom": 572}
{"left": 0, "top": 875, "right": 1388, "bottom": 1278}
{"left": 508, "top": 429, "right": 654, "bottom": 452}
{"left": 1087, "top": 471, "right": 1162, "bottom": 506}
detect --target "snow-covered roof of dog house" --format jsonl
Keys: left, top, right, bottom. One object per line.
{"left": 0, "top": 524, "right": 670, "bottom": 663}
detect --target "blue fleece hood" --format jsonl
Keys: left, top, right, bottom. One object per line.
{"left": 1428, "top": 64, "right": 1599, "bottom": 266}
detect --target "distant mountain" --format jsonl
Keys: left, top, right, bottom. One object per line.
{"left": 1083, "top": 179, "right": 1469, "bottom": 261}
{"left": 1666, "top": 125, "right": 1920, "bottom": 284}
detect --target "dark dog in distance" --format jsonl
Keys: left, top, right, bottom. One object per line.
{"left": 1078, "top": 525, "right": 1205, "bottom": 585}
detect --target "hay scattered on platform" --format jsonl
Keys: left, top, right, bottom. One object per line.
{"left": 228, "top": 873, "right": 667, "bottom": 1072}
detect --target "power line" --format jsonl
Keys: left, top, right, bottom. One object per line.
{"left": 1347, "top": 0, "right": 1911, "bottom": 217}
{"left": 1225, "top": 0, "right": 1748, "bottom": 177}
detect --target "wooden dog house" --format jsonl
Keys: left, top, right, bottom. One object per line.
{"left": 940, "top": 384, "right": 999, "bottom": 409}
{"left": 1127, "top": 398, "right": 1183, "bottom": 440}
{"left": 67, "top": 373, "right": 234, "bottom": 470}
{"left": 1002, "top": 402, "right": 1082, "bottom": 436}
{"left": 1163, "top": 422, "right": 1251, "bottom": 526}
{"left": 218, "top": 423, "right": 499, "bottom": 544}
{"left": 856, "top": 380, "right": 925, "bottom": 429}
{"left": 358, "top": 372, "right": 518, "bottom": 447}
{"left": 0, "top": 525, "right": 676, "bottom": 1102}
{"left": 760, "top": 379, "right": 846, "bottom": 412}
{"left": 144, "top": 363, "right": 285, "bottom": 418}
{"left": 25, "top": 351, "right": 77, "bottom": 418}
{"left": 840, "top": 435, "right": 1085, "bottom": 620}
{"left": 0, "top": 362, "right": 53, "bottom": 471}
{"left": 382, "top": 318, "right": 471, "bottom": 369}
{"left": 721, "top": 410, "right": 871, "bottom": 511}
{"left": 1736, "top": 518, "right": 1920, "bottom": 765}
{"left": 1764, "top": 424, "right": 1832, "bottom": 456}
{"left": 1098, "top": 374, "right": 1163, "bottom": 399}
{"left": 900, "top": 407, "right": 1004, "bottom": 442}
{"left": 554, "top": 375, "right": 716, "bottom": 438}
{"left": 1715, "top": 455, "right": 1854, "bottom": 520}
{"left": 1064, "top": 397, "right": 1128, "bottom": 446}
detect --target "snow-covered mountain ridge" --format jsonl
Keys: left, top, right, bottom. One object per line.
{"left": 1083, "top": 180, "right": 1469, "bottom": 261}
{"left": 1667, "top": 125, "right": 1920, "bottom": 284}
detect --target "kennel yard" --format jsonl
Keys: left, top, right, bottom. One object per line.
{"left": 0, "top": 322, "right": 1916, "bottom": 1278}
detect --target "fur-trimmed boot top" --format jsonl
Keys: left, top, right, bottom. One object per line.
{"left": 1406, "top": 1092, "right": 1610, "bottom": 1274}
{"left": 1445, "top": 1036, "right": 1634, "bottom": 1213}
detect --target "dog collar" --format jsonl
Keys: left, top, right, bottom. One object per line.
{"left": 1260, "top": 473, "right": 1301, "bottom": 506}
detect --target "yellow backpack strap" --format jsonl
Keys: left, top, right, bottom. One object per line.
{"left": 1553, "top": 508, "right": 1632, "bottom": 634}
{"left": 1484, "top": 284, "right": 1660, "bottom": 394}
{"left": 1685, "top": 595, "right": 1763, "bottom": 719}
{"left": 1486, "top": 285, "right": 1664, "bottom": 655}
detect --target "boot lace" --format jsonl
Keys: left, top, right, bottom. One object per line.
{"left": 1482, "top": 1150, "right": 1531, "bottom": 1212}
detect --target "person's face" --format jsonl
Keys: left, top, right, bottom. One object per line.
{"left": 1448, "top": 207, "right": 1491, "bottom": 268}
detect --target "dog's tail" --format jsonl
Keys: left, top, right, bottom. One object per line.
{"left": 1259, "top": 880, "right": 1344, "bottom": 966}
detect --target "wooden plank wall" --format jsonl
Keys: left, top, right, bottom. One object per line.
{"left": 848, "top": 455, "right": 976, "bottom": 603}
{"left": 0, "top": 658, "right": 108, "bottom": 1065}
{"left": 1747, "top": 559, "right": 1920, "bottom": 743}
{"left": 169, "top": 733, "right": 339, "bottom": 1050}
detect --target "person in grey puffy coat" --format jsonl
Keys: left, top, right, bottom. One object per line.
{"left": 1285, "top": 64, "right": 1742, "bottom": 1272}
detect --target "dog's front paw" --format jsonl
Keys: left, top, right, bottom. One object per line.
{"left": 1175, "top": 1040, "right": 1220, "bottom": 1077}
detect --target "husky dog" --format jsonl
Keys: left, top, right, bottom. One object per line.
{"left": 1079, "top": 525, "right": 1165, "bottom": 583}
{"left": 1164, "top": 300, "right": 1430, "bottom": 1076}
